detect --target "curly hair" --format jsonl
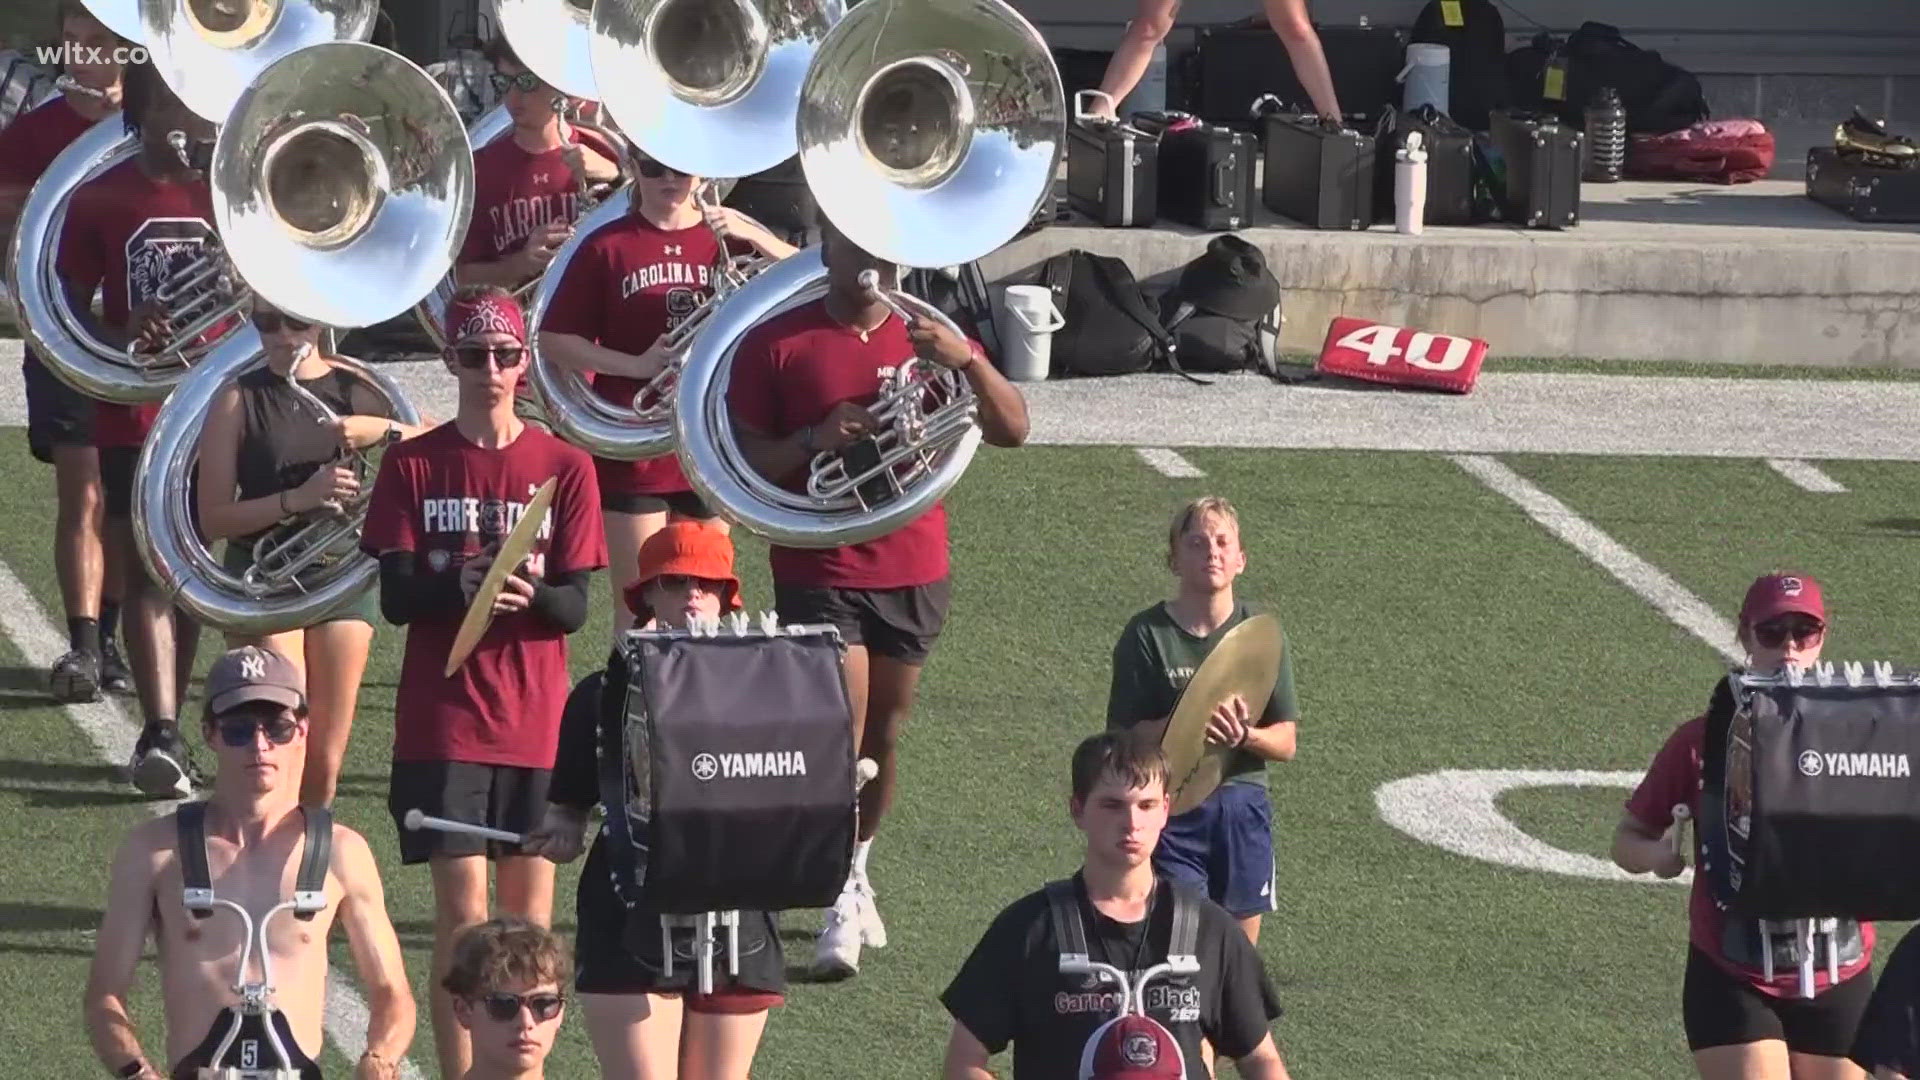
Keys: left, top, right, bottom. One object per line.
{"left": 441, "top": 917, "right": 571, "bottom": 999}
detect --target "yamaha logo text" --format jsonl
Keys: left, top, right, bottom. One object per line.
{"left": 1800, "top": 750, "right": 1911, "bottom": 779}
{"left": 691, "top": 751, "right": 809, "bottom": 780}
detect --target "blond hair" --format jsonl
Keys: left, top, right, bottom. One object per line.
{"left": 1166, "top": 495, "right": 1241, "bottom": 568}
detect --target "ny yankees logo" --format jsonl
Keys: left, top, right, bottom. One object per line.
{"left": 240, "top": 652, "right": 266, "bottom": 681}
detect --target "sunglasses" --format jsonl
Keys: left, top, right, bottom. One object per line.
{"left": 634, "top": 159, "right": 688, "bottom": 180}
{"left": 490, "top": 71, "right": 544, "bottom": 94}
{"left": 251, "top": 311, "right": 312, "bottom": 333}
{"left": 654, "top": 574, "right": 725, "bottom": 592}
{"left": 477, "top": 991, "right": 565, "bottom": 1023}
{"left": 450, "top": 344, "right": 528, "bottom": 370}
{"left": 1753, "top": 617, "right": 1825, "bottom": 649}
{"left": 215, "top": 714, "right": 300, "bottom": 748}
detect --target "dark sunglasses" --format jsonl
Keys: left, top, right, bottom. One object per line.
{"left": 1753, "top": 617, "right": 1825, "bottom": 649}
{"left": 451, "top": 344, "right": 528, "bottom": 370}
{"left": 478, "top": 991, "right": 565, "bottom": 1023}
{"left": 490, "top": 71, "right": 544, "bottom": 94}
{"left": 634, "top": 158, "right": 687, "bottom": 180}
{"left": 215, "top": 714, "right": 300, "bottom": 748}
{"left": 251, "top": 311, "right": 312, "bottom": 333}
{"left": 655, "top": 574, "right": 724, "bottom": 592}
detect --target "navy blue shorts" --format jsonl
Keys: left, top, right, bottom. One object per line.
{"left": 1151, "top": 780, "right": 1276, "bottom": 918}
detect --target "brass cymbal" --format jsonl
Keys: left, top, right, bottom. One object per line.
{"left": 1161, "top": 613, "right": 1283, "bottom": 815}
{"left": 444, "top": 476, "right": 558, "bottom": 677}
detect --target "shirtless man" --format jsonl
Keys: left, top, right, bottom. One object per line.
{"left": 83, "top": 644, "right": 416, "bottom": 1079}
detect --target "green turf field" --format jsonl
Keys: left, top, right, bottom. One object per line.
{"left": 0, "top": 431, "right": 1914, "bottom": 1079}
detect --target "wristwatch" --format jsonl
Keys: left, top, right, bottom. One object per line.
{"left": 382, "top": 420, "right": 401, "bottom": 445}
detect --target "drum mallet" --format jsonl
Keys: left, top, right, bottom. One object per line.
{"left": 1670, "top": 804, "right": 1691, "bottom": 861}
{"left": 403, "top": 808, "right": 525, "bottom": 846}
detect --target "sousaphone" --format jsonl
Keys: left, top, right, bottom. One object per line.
{"left": 672, "top": 0, "right": 1065, "bottom": 547}
{"left": 133, "top": 41, "right": 466, "bottom": 635}
{"left": 139, "top": 0, "right": 378, "bottom": 122}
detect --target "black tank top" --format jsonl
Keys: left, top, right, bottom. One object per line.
{"left": 232, "top": 364, "right": 378, "bottom": 505}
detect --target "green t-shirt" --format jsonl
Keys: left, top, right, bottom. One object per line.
{"left": 1105, "top": 600, "right": 1299, "bottom": 785}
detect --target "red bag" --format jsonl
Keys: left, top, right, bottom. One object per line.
{"left": 1627, "top": 119, "right": 1776, "bottom": 184}
{"left": 1315, "top": 317, "right": 1488, "bottom": 394}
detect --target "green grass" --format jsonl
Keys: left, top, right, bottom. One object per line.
{"left": 0, "top": 433, "right": 1914, "bottom": 1077}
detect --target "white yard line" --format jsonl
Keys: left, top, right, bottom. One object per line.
{"left": 1449, "top": 454, "right": 1742, "bottom": 662}
{"left": 0, "top": 558, "right": 423, "bottom": 1080}
{"left": 1765, "top": 458, "right": 1848, "bottom": 493}
{"left": 1134, "top": 447, "right": 1206, "bottom": 478}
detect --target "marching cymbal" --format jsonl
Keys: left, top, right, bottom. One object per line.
{"left": 444, "top": 476, "right": 558, "bottom": 677}
{"left": 1161, "top": 613, "right": 1283, "bottom": 816}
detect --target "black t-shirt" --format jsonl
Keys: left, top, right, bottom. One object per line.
{"left": 941, "top": 872, "right": 1281, "bottom": 1079}
{"left": 549, "top": 666, "right": 607, "bottom": 810}
{"left": 1852, "top": 923, "right": 1920, "bottom": 1073}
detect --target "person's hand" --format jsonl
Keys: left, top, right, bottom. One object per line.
{"left": 523, "top": 805, "right": 589, "bottom": 864}
{"left": 636, "top": 331, "right": 675, "bottom": 380}
{"left": 353, "top": 1051, "right": 400, "bottom": 1080}
{"left": 331, "top": 416, "right": 393, "bottom": 452}
{"left": 1204, "top": 695, "right": 1252, "bottom": 748}
{"left": 514, "top": 219, "right": 573, "bottom": 277}
{"left": 288, "top": 465, "right": 358, "bottom": 514}
{"left": 907, "top": 313, "right": 975, "bottom": 371}
{"left": 563, "top": 142, "right": 620, "bottom": 185}
{"left": 1653, "top": 847, "right": 1686, "bottom": 879}
{"left": 808, "top": 400, "right": 882, "bottom": 454}
{"left": 492, "top": 564, "right": 536, "bottom": 616}
{"left": 127, "top": 298, "right": 172, "bottom": 354}
{"left": 459, "top": 542, "right": 497, "bottom": 604}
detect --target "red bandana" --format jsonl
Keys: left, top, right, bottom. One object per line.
{"left": 445, "top": 294, "right": 528, "bottom": 346}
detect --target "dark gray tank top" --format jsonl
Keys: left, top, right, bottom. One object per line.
{"left": 232, "top": 364, "right": 379, "bottom": 505}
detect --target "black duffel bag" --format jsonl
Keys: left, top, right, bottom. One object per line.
{"left": 1700, "top": 666, "right": 1920, "bottom": 921}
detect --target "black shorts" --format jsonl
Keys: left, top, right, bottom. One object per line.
{"left": 572, "top": 835, "right": 786, "bottom": 1010}
{"left": 23, "top": 351, "right": 95, "bottom": 464}
{"left": 1683, "top": 945, "right": 1874, "bottom": 1056}
{"left": 100, "top": 445, "right": 139, "bottom": 519}
{"left": 388, "top": 760, "right": 550, "bottom": 865}
{"left": 773, "top": 577, "right": 951, "bottom": 664}
{"left": 604, "top": 489, "right": 716, "bottom": 518}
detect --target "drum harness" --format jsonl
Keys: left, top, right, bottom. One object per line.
{"left": 175, "top": 801, "right": 332, "bottom": 1079}
{"left": 1049, "top": 877, "right": 1201, "bottom": 1020}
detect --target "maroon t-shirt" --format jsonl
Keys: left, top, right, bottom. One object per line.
{"left": 541, "top": 213, "right": 727, "bottom": 498}
{"left": 0, "top": 96, "right": 91, "bottom": 190}
{"left": 1625, "top": 713, "right": 1877, "bottom": 998}
{"left": 726, "top": 302, "right": 952, "bottom": 589}
{"left": 458, "top": 127, "right": 619, "bottom": 263}
{"left": 55, "top": 159, "right": 225, "bottom": 449}
{"left": 360, "top": 422, "right": 608, "bottom": 768}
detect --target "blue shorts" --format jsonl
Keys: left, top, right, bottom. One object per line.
{"left": 1151, "top": 780, "right": 1276, "bottom": 918}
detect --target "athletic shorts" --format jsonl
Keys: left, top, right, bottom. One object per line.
{"left": 22, "top": 350, "right": 94, "bottom": 463}
{"left": 571, "top": 835, "right": 786, "bottom": 1011}
{"left": 604, "top": 489, "right": 716, "bottom": 519}
{"left": 1152, "top": 780, "right": 1276, "bottom": 919}
{"left": 388, "top": 760, "right": 550, "bottom": 865}
{"left": 100, "top": 445, "right": 139, "bottom": 519}
{"left": 1683, "top": 945, "right": 1874, "bottom": 1055}
{"left": 772, "top": 577, "right": 951, "bottom": 664}
{"left": 220, "top": 539, "right": 379, "bottom": 626}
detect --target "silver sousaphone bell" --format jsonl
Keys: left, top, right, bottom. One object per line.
{"left": 133, "top": 41, "right": 459, "bottom": 636}
{"left": 77, "top": 0, "right": 144, "bottom": 44}
{"left": 672, "top": 0, "right": 1064, "bottom": 548}
{"left": 139, "top": 0, "right": 379, "bottom": 122}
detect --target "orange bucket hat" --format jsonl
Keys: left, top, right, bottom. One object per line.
{"left": 623, "top": 522, "right": 744, "bottom": 622}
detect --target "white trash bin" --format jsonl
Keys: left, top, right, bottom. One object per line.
{"left": 995, "top": 284, "right": 1066, "bottom": 382}
{"left": 1398, "top": 43, "right": 1451, "bottom": 116}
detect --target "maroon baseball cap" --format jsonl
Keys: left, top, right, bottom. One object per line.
{"left": 1740, "top": 573, "right": 1827, "bottom": 626}
{"left": 1079, "top": 1015, "right": 1185, "bottom": 1080}
{"left": 205, "top": 645, "right": 306, "bottom": 716}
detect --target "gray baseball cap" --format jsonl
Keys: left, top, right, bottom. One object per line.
{"left": 205, "top": 645, "right": 306, "bottom": 716}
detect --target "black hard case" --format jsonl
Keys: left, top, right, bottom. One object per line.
{"left": 1131, "top": 112, "right": 1257, "bottom": 231}
{"left": 1806, "top": 147, "right": 1920, "bottom": 223}
{"left": 1260, "top": 113, "right": 1376, "bottom": 230}
{"left": 1374, "top": 109, "right": 1476, "bottom": 225}
{"left": 1184, "top": 20, "right": 1409, "bottom": 127}
{"left": 1066, "top": 116, "right": 1159, "bottom": 227}
{"left": 1489, "top": 110, "right": 1583, "bottom": 229}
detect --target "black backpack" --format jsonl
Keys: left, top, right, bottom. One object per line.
{"left": 1507, "top": 23, "right": 1708, "bottom": 134}
{"left": 1154, "top": 234, "right": 1282, "bottom": 382}
{"left": 1409, "top": 0, "right": 1508, "bottom": 131}
{"left": 1037, "top": 250, "right": 1173, "bottom": 378}
{"left": 901, "top": 263, "right": 1002, "bottom": 369}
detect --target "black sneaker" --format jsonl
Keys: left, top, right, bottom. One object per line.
{"left": 129, "top": 724, "right": 194, "bottom": 799}
{"left": 99, "top": 639, "right": 133, "bottom": 696}
{"left": 48, "top": 649, "right": 101, "bottom": 704}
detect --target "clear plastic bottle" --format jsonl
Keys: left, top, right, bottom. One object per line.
{"left": 1584, "top": 86, "right": 1627, "bottom": 183}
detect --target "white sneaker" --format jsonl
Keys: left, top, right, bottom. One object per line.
{"left": 811, "top": 887, "right": 863, "bottom": 979}
{"left": 854, "top": 878, "right": 887, "bottom": 949}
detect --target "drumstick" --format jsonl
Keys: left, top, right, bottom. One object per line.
{"left": 403, "top": 808, "right": 525, "bottom": 845}
{"left": 855, "top": 757, "right": 878, "bottom": 793}
{"left": 1669, "top": 804, "right": 1692, "bottom": 859}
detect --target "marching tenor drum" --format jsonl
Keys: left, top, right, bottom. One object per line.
{"left": 599, "top": 616, "right": 858, "bottom": 919}
{"left": 1698, "top": 662, "right": 1920, "bottom": 995}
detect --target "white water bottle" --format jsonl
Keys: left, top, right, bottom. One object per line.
{"left": 1396, "top": 131, "right": 1429, "bottom": 235}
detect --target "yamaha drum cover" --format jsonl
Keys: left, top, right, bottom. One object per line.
{"left": 1700, "top": 664, "right": 1920, "bottom": 921}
